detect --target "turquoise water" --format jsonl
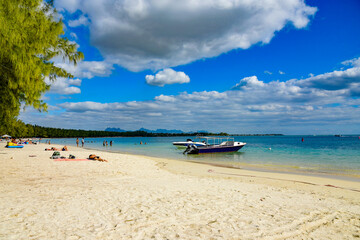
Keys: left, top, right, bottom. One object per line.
{"left": 48, "top": 135, "right": 360, "bottom": 178}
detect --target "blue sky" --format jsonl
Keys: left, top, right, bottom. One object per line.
{"left": 20, "top": 0, "right": 360, "bottom": 134}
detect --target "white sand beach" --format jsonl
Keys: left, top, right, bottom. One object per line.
{"left": 0, "top": 142, "right": 359, "bottom": 239}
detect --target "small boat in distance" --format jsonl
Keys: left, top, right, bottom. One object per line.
{"left": 172, "top": 138, "right": 206, "bottom": 147}
{"left": 183, "top": 137, "right": 246, "bottom": 154}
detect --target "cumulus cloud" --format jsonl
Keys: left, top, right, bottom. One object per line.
{"left": 55, "top": 0, "right": 317, "bottom": 71}
{"left": 56, "top": 60, "right": 114, "bottom": 79}
{"left": 297, "top": 66, "right": 360, "bottom": 92}
{"left": 342, "top": 57, "right": 360, "bottom": 67}
{"left": 68, "top": 14, "right": 90, "bottom": 27}
{"left": 155, "top": 94, "right": 176, "bottom": 102}
{"left": 145, "top": 68, "right": 190, "bottom": 87}
{"left": 232, "top": 76, "right": 265, "bottom": 90}
{"left": 46, "top": 77, "right": 82, "bottom": 95}
{"left": 22, "top": 57, "right": 360, "bottom": 134}
{"left": 46, "top": 56, "right": 113, "bottom": 96}
{"left": 44, "top": 59, "right": 113, "bottom": 97}
{"left": 179, "top": 91, "right": 226, "bottom": 101}
{"left": 58, "top": 101, "right": 110, "bottom": 111}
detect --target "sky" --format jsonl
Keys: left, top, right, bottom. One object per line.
{"left": 20, "top": 0, "right": 360, "bottom": 134}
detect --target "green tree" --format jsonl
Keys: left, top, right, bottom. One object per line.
{"left": 0, "top": 0, "right": 83, "bottom": 134}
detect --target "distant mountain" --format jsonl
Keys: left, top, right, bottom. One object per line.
{"left": 105, "top": 127, "right": 127, "bottom": 132}
{"left": 106, "top": 127, "right": 211, "bottom": 134}
{"left": 138, "top": 128, "right": 184, "bottom": 134}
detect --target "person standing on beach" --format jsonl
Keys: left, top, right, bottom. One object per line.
{"left": 76, "top": 138, "right": 79, "bottom": 147}
{"left": 81, "top": 138, "right": 84, "bottom": 147}
{"left": 110, "top": 141, "right": 113, "bottom": 147}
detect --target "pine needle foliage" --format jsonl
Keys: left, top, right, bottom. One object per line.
{"left": 0, "top": 0, "right": 83, "bottom": 133}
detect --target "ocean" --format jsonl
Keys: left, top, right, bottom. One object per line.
{"left": 47, "top": 135, "right": 360, "bottom": 180}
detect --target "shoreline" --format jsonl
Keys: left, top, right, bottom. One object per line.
{"left": 77, "top": 144, "right": 360, "bottom": 198}
{"left": 45, "top": 138, "right": 360, "bottom": 182}
{"left": 20, "top": 141, "right": 360, "bottom": 190}
{"left": 1, "top": 142, "right": 359, "bottom": 239}
{"left": 42, "top": 136, "right": 360, "bottom": 181}
{"left": 79, "top": 143, "right": 360, "bottom": 183}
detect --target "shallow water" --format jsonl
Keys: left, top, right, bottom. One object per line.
{"left": 47, "top": 135, "right": 360, "bottom": 178}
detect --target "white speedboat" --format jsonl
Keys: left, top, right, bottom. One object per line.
{"left": 172, "top": 138, "right": 206, "bottom": 147}
{"left": 183, "top": 137, "right": 246, "bottom": 154}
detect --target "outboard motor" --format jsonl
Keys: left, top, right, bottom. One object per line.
{"left": 183, "top": 144, "right": 199, "bottom": 154}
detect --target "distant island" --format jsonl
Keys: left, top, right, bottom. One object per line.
{"left": 105, "top": 127, "right": 186, "bottom": 134}
{"left": 232, "top": 134, "right": 284, "bottom": 136}
{"left": 105, "top": 127, "right": 213, "bottom": 134}
{"left": 1, "top": 122, "right": 283, "bottom": 138}
{"left": 105, "top": 127, "right": 283, "bottom": 136}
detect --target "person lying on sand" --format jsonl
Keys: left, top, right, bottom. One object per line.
{"left": 45, "top": 147, "right": 58, "bottom": 151}
{"left": 88, "top": 154, "right": 108, "bottom": 162}
{"left": 45, "top": 146, "right": 68, "bottom": 151}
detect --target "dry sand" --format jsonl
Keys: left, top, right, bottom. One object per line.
{"left": 0, "top": 142, "right": 359, "bottom": 239}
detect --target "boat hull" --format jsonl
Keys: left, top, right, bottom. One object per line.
{"left": 186, "top": 144, "right": 245, "bottom": 154}
{"left": 199, "top": 145, "right": 244, "bottom": 153}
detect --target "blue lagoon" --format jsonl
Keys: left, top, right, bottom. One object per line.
{"left": 48, "top": 135, "right": 360, "bottom": 179}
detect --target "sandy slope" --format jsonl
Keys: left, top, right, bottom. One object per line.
{"left": 0, "top": 142, "right": 359, "bottom": 239}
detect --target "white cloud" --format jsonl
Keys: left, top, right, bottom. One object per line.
{"left": 155, "top": 94, "right": 176, "bottom": 102}
{"left": 145, "top": 112, "right": 162, "bottom": 117}
{"left": 56, "top": 60, "right": 114, "bottom": 79}
{"left": 341, "top": 57, "right": 360, "bottom": 67}
{"left": 297, "top": 66, "right": 360, "bottom": 92}
{"left": 21, "top": 58, "right": 360, "bottom": 134}
{"left": 68, "top": 14, "right": 90, "bottom": 27}
{"left": 70, "top": 32, "right": 78, "bottom": 39}
{"left": 68, "top": 78, "right": 82, "bottom": 86}
{"left": 59, "top": 101, "right": 110, "bottom": 111}
{"left": 46, "top": 77, "right": 82, "bottom": 95}
{"left": 145, "top": 68, "right": 190, "bottom": 87}
{"left": 264, "top": 70, "right": 272, "bottom": 75}
{"left": 232, "top": 76, "right": 265, "bottom": 90}
{"left": 45, "top": 59, "right": 113, "bottom": 97}
{"left": 279, "top": 70, "right": 285, "bottom": 75}
{"left": 55, "top": 0, "right": 317, "bottom": 71}
{"left": 45, "top": 51, "right": 114, "bottom": 98}
{"left": 179, "top": 91, "right": 226, "bottom": 101}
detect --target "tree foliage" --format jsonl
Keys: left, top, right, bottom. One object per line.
{"left": 0, "top": 0, "right": 83, "bottom": 133}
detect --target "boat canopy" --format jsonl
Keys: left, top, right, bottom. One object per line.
{"left": 196, "top": 136, "right": 235, "bottom": 145}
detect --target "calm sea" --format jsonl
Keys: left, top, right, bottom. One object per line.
{"left": 47, "top": 135, "right": 360, "bottom": 179}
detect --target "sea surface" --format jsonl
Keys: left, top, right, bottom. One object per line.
{"left": 47, "top": 135, "right": 360, "bottom": 179}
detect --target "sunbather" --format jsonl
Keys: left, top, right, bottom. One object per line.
{"left": 45, "top": 146, "right": 68, "bottom": 151}
{"left": 88, "top": 154, "right": 108, "bottom": 162}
